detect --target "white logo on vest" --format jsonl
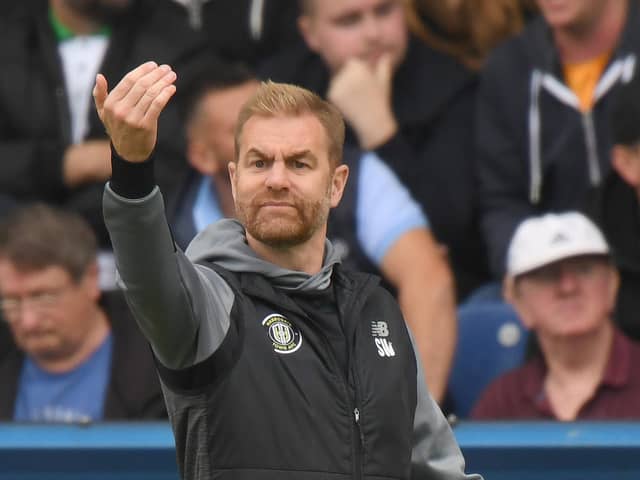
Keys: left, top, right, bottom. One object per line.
{"left": 262, "top": 313, "right": 303, "bottom": 354}
{"left": 371, "top": 321, "right": 395, "bottom": 357}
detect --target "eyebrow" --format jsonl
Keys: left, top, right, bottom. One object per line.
{"left": 245, "top": 148, "right": 318, "bottom": 163}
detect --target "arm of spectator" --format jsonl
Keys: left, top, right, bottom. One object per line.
{"left": 63, "top": 140, "right": 112, "bottom": 187}
{"left": 382, "top": 228, "right": 456, "bottom": 403}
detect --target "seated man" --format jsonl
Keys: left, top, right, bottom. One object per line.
{"left": 0, "top": 204, "right": 165, "bottom": 422}
{"left": 472, "top": 212, "right": 640, "bottom": 420}
{"left": 170, "top": 62, "right": 457, "bottom": 402}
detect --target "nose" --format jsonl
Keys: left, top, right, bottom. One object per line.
{"left": 264, "top": 160, "right": 290, "bottom": 191}
{"left": 14, "top": 305, "right": 42, "bottom": 331}
{"left": 361, "top": 13, "right": 382, "bottom": 41}
{"left": 555, "top": 266, "right": 580, "bottom": 294}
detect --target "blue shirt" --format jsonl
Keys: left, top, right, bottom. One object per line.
{"left": 14, "top": 334, "right": 113, "bottom": 423}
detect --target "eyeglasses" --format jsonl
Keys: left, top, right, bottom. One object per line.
{"left": 0, "top": 286, "right": 71, "bottom": 323}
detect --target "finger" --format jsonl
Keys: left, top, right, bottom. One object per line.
{"left": 375, "top": 54, "right": 393, "bottom": 87}
{"left": 142, "top": 84, "right": 177, "bottom": 126}
{"left": 93, "top": 73, "right": 109, "bottom": 119}
{"left": 108, "top": 61, "right": 158, "bottom": 103}
{"left": 118, "top": 64, "right": 174, "bottom": 113}
{"left": 127, "top": 68, "right": 177, "bottom": 124}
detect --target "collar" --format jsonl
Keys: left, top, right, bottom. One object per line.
{"left": 48, "top": 7, "right": 111, "bottom": 42}
{"left": 523, "top": 329, "right": 632, "bottom": 414}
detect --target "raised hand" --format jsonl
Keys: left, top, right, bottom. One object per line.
{"left": 327, "top": 54, "right": 398, "bottom": 150}
{"left": 93, "top": 61, "right": 177, "bottom": 163}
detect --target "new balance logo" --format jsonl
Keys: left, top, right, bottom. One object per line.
{"left": 371, "top": 321, "right": 394, "bottom": 357}
{"left": 371, "top": 321, "right": 389, "bottom": 337}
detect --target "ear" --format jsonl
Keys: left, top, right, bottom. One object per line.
{"left": 606, "top": 267, "right": 621, "bottom": 314}
{"left": 298, "top": 15, "right": 321, "bottom": 53}
{"left": 228, "top": 161, "right": 238, "bottom": 203}
{"left": 81, "top": 261, "right": 101, "bottom": 302}
{"left": 187, "top": 141, "right": 223, "bottom": 176}
{"left": 503, "top": 275, "right": 534, "bottom": 330}
{"left": 329, "top": 164, "right": 349, "bottom": 208}
{"left": 611, "top": 145, "right": 640, "bottom": 188}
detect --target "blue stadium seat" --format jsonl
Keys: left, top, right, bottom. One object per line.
{"left": 447, "top": 299, "right": 529, "bottom": 418}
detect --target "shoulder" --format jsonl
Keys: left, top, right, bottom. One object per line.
{"left": 482, "top": 15, "right": 552, "bottom": 82}
{"left": 471, "top": 360, "right": 537, "bottom": 419}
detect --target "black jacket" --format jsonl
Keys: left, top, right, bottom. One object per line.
{"left": 156, "top": 265, "right": 418, "bottom": 480}
{"left": 476, "top": 1, "right": 640, "bottom": 276}
{"left": 177, "top": 0, "right": 303, "bottom": 67}
{"left": 259, "top": 37, "right": 488, "bottom": 301}
{"left": 0, "top": 0, "right": 210, "bottom": 246}
{"left": 0, "top": 291, "right": 166, "bottom": 420}
{"left": 596, "top": 171, "right": 640, "bottom": 340}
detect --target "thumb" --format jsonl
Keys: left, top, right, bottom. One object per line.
{"left": 93, "top": 73, "right": 108, "bottom": 121}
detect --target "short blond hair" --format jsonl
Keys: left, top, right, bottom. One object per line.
{"left": 234, "top": 81, "right": 345, "bottom": 168}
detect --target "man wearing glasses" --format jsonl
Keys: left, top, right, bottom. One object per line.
{"left": 0, "top": 204, "right": 165, "bottom": 422}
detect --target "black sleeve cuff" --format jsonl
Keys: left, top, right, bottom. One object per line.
{"left": 109, "top": 144, "right": 156, "bottom": 199}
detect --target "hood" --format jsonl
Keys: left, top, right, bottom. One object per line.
{"left": 186, "top": 219, "right": 342, "bottom": 292}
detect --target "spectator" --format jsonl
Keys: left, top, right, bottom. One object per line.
{"left": 0, "top": 204, "right": 165, "bottom": 422}
{"left": 406, "top": 0, "right": 537, "bottom": 70}
{"left": 172, "top": 0, "right": 304, "bottom": 67}
{"left": 595, "top": 72, "right": 640, "bottom": 340}
{"left": 476, "top": 0, "right": 639, "bottom": 277}
{"left": 259, "top": 0, "right": 489, "bottom": 301}
{"left": 472, "top": 212, "right": 640, "bottom": 420}
{"left": 171, "top": 62, "right": 457, "bottom": 402}
{"left": 0, "top": 0, "right": 211, "bottom": 251}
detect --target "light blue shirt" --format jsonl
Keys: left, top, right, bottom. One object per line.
{"left": 192, "top": 152, "right": 428, "bottom": 267}
{"left": 14, "top": 334, "right": 113, "bottom": 423}
{"left": 356, "top": 152, "right": 428, "bottom": 265}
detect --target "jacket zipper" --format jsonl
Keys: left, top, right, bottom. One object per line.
{"left": 351, "top": 366, "right": 364, "bottom": 480}
{"left": 581, "top": 111, "right": 602, "bottom": 187}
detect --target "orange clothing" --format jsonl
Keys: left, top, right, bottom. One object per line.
{"left": 564, "top": 52, "right": 611, "bottom": 112}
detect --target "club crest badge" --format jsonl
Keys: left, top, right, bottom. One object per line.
{"left": 262, "top": 313, "right": 302, "bottom": 354}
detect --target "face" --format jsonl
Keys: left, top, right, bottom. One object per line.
{"left": 507, "top": 255, "right": 618, "bottom": 339}
{"left": 299, "top": 0, "right": 408, "bottom": 72}
{"left": 0, "top": 261, "right": 100, "bottom": 364}
{"left": 535, "top": 0, "right": 611, "bottom": 32}
{"left": 229, "top": 113, "right": 347, "bottom": 248}
{"left": 188, "top": 81, "right": 260, "bottom": 177}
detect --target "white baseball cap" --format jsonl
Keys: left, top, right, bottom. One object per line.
{"left": 506, "top": 212, "right": 610, "bottom": 277}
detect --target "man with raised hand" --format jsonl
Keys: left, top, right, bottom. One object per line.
{"left": 95, "top": 61, "right": 481, "bottom": 480}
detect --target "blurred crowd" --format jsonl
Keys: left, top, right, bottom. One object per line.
{"left": 0, "top": 0, "right": 639, "bottom": 423}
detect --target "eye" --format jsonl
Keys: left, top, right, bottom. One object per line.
{"left": 334, "top": 12, "right": 361, "bottom": 27}
{"left": 293, "top": 160, "right": 308, "bottom": 169}
{"left": 253, "top": 159, "right": 266, "bottom": 168}
{"left": 375, "top": 1, "right": 395, "bottom": 18}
